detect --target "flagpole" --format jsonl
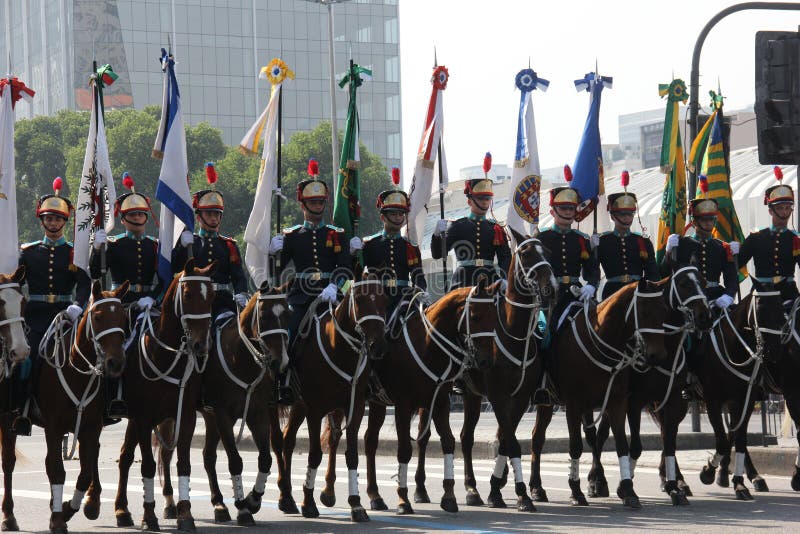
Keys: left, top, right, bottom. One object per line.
{"left": 437, "top": 140, "right": 447, "bottom": 284}
{"left": 272, "top": 81, "right": 284, "bottom": 282}
{"left": 92, "top": 58, "right": 108, "bottom": 281}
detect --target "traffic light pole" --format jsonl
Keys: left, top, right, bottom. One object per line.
{"left": 689, "top": 2, "right": 800, "bottom": 199}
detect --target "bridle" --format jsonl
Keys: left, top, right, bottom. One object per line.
{"left": 0, "top": 282, "right": 27, "bottom": 374}
{"left": 667, "top": 266, "right": 708, "bottom": 333}
{"left": 505, "top": 238, "right": 555, "bottom": 312}
{"left": 240, "top": 290, "right": 289, "bottom": 369}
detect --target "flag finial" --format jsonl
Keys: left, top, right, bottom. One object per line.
{"left": 433, "top": 46, "right": 438, "bottom": 68}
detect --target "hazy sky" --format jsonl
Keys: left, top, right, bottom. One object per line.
{"left": 397, "top": 0, "right": 800, "bottom": 181}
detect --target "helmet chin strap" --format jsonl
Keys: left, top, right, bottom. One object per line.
{"left": 198, "top": 211, "right": 222, "bottom": 229}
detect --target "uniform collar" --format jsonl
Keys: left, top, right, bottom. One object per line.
{"left": 550, "top": 224, "right": 572, "bottom": 235}
{"left": 303, "top": 220, "right": 326, "bottom": 230}
{"left": 468, "top": 213, "right": 487, "bottom": 222}
{"left": 42, "top": 235, "right": 66, "bottom": 246}
{"left": 382, "top": 230, "right": 401, "bottom": 239}
{"left": 198, "top": 228, "right": 218, "bottom": 239}
{"left": 690, "top": 233, "right": 712, "bottom": 242}
{"left": 613, "top": 229, "right": 631, "bottom": 237}
{"left": 770, "top": 225, "right": 789, "bottom": 234}
{"left": 125, "top": 230, "right": 146, "bottom": 241}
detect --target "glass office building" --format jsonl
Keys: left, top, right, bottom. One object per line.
{"left": 0, "top": 0, "right": 402, "bottom": 168}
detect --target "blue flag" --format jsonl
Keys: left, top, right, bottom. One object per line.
{"left": 572, "top": 72, "right": 611, "bottom": 222}
{"left": 153, "top": 48, "right": 193, "bottom": 283}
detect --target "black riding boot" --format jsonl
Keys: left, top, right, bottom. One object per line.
{"left": 277, "top": 371, "right": 294, "bottom": 405}
{"left": 106, "top": 377, "right": 128, "bottom": 419}
{"left": 10, "top": 376, "right": 31, "bottom": 436}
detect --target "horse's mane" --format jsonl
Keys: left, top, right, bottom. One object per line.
{"left": 426, "top": 287, "right": 472, "bottom": 319}
{"left": 596, "top": 282, "right": 635, "bottom": 319}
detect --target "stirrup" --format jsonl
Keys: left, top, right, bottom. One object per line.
{"left": 532, "top": 388, "right": 553, "bottom": 407}
{"left": 452, "top": 379, "right": 466, "bottom": 396}
{"left": 107, "top": 399, "right": 128, "bottom": 419}
{"left": 278, "top": 386, "right": 295, "bottom": 406}
{"left": 11, "top": 415, "right": 31, "bottom": 437}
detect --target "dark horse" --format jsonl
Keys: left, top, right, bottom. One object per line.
{"left": 363, "top": 276, "right": 501, "bottom": 515}
{"left": 36, "top": 280, "right": 129, "bottom": 534}
{"left": 114, "top": 258, "right": 216, "bottom": 532}
{"left": 582, "top": 266, "right": 713, "bottom": 505}
{"left": 0, "top": 266, "right": 30, "bottom": 531}
{"left": 157, "top": 281, "right": 291, "bottom": 526}
{"left": 279, "top": 272, "right": 388, "bottom": 522}
{"left": 529, "top": 279, "right": 670, "bottom": 509}
{"left": 691, "top": 280, "right": 786, "bottom": 500}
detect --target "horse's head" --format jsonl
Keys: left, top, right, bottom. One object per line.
{"left": 171, "top": 258, "right": 217, "bottom": 357}
{"left": 345, "top": 270, "right": 388, "bottom": 360}
{"left": 747, "top": 278, "right": 786, "bottom": 364}
{"left": 626, "top": 279, "right": 670, "bottom": 367}
{"left": 462, "top": 276, "right": 501, "bottom": 371}
{"left": 668, "top": 265, "right": 712, "bottom": 333}
{"left": 251, "top": 280, "right": 290, "bottom": 373}
{"left": 83, "top": 280, "right": 129, "bottom": 377}
{"left": 0, "top": 266, "right": 29, "bottom": 364}
{"left": 508, "top": 228, "right": 557, "bottom": 311}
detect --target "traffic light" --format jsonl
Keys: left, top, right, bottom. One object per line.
{"left": 755, "top": 31, "right": 800, "bottom": 165}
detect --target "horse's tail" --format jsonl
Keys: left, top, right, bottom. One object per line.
{"left": 277, "top": 404, "right": 291, "bottom": 428}
{"left": 153, "top": 421, "right": 175, "bottom": 485}
{"left": 320, "top": 412, "right": 344, "bottom": 454}
{"left": 321, "top": 421, "right": 331, "bottom": 454}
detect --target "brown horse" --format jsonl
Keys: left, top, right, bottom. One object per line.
{"left": 362, "top": 276, "right": 501, "bottom": 515}
{"left": 529, "top": 279, "right": 670, "bottom": 509}
{"left": 157, "top": 280, "right": 291, "bottom": 526}
{"left": 0, "top": 266, "right": 30, "bottom": 531}
{"left": 114, "top": 258, "right": 216, "bottom": 532}
{"left": 279, "top": 272, "right": 388, "bottom": 522}
{"left": 35, "top": 280, "right": 129, "bottom": 534}
{"left": 582, "top": 265, "right": 713, "bottom": 505}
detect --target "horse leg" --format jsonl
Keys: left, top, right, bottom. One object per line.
{"left": 364, "top": 402, "right": 387, "bottom": 511}
{"left": 321, "top": 411, "right": 344, "bottom": 509}
{"left": 783, "top": 391, "right": 800, "bottom": 491}
{"left": 432, "top": 394, "right": 458, "bottom": 513}
{"left": 156, "top": 421, "right": 177, "bottom": 519}
{"left": 44, "top": 426, "right": 68, "bottom": 533}
{"left": 200, "top": 411, "right": 229, "bottom": 524}
{"left": 659, "top": 398, "right": 689, "bottom": 505}
{"left": 280, "top": 403, "right": 306, "bottom": 514}
{"left": 301, "top": 414, "right": 323, "bottom": 518}
{"left": 0, "top": 416, "right": 20, "bottom": 531}
{"left": 699, "top": 398, "right": 729, "bottom": 487}
{"left": 242, "top": 409, "right": 273, "bottom": 515}
{"left": 345, "top": 401, "right": 369, "bottom": 522}
{"left": 494, "top": 394, "right": 535, "bottom": 513}
{"left": 394, "top": 403, "right": 415, "bottom": 515}
{"left": 586, "top": 413, "right": 610, "bottom": 498}
{"left": 717, "top": 427, "right": 733, "bottom": 488}
{"left": 745, "top": 446, "right": 768, "bottom": 492}
{"left": 565, "top": 406, "right": 588, "bottom": 506}
{"left": 135, "top": 420, "right": 160, "bottom": 532}
{"left": 215, "top": 409, "right": 255, "bottom": 526}
{"left": 268, "top": 406, "right": 297, "bottom": 513}
{"left": 114, "top": 421, "right": 137, "bottom": 527}
{"left": 730, "top": 401, "right": 756, "bottom": 501}
{"left": 174, "top": 410, "right": 198, "bottom": 531}
{"left": 413, "top": 408, "right": 431, "bottom": 504}
{"left": 84, "top": 441, "right": 103, "bottom": 520}
{"left": 72, "top": 430, "right": 100, "bottom": 521}
{"left": 529, "top": 404, "right": 553, "bottom": 502}
{"left": 461, "top": 392, "right": 485, "bottom": 507}
{"left": 607, "top": 396, "right": 639, "bottom": 509}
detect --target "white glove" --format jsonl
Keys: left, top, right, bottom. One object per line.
{"left": 136, "top": 296, "right": 155, "bottom": 310}
{"left": 666, "top": 233, "right": 680, "bottom": 253}
{"left": 729, "top": 241, "right": 741, "bottom": 255}
{"left": 180, "top": 230, "right": 194, "bottom": 247}
{"left": 65, "top": 304, "right": 83, "bottom": 323}
{"left": 234, "top": 293, "right": 249, "bottom": 308}
{"left": 93, "top": 229, "right": 107, "bottom": 250}
{"left": 434, "top": 219, "right": 449, "bottom": 236}
{"left": 268, "top": 235, "right": 284, "bottom": 255}
{"left": 320, "top": 283, "right": 338, "bottom": 304}
{"left": 591, "top": 233, "right": 600, "bottom": 249}
{"left": 349, "top": 236, "right": 363, "bottom": 254}
{"left": 579, "top": 285, "right": 596, "bottom": 302}
{"left": 714, "top": 294, "right": 734, "bottom": 309}
{"left": 499, "top": 279, "right": 508, "bottom": 293}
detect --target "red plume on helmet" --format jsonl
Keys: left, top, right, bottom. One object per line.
{"left": 483, "top": 152, "right": 492, "bottom": 176}
{"left": 563, "top": 165, "right": 573, "bottom": 183}
{"left": 307, "top": 158, "right": 319, "bottom": 178}
{"left": 698, "top": 174, "right": 709, "bottom": 197}
{"left": 774, "top": 165, "right": 784, "bottom": 182}
{"left": 205, "top": 162, "right": 218, "bottom": 187}
{"left": 621, "top": 170, "right": 630, "bottom": 190}
{"left": 391, "top": 167, "right": 400, "bottom": 186}
{"left": 52, "top": 177, "right": 64, "bottom": 195}
{"left": 122, "top": 171, "right": 135, "bottom": 191}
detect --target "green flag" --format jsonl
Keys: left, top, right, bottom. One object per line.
{"left": 333, "top": 61, "right": 372, "bottom": 240}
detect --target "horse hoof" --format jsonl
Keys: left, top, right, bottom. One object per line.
{"left": 570, "top": 493, "right": 589, "bottom": 506}
{"left": 517, "top": 496, "right": 536, "bottom": 513}
{"left": 350, "top": 506, "right": 370, "bottom": 523}
{"left": 61, "top": 504, "right": 78, "bottom": 523}
{"left": 244, "top": 491, "right": 262, "bottom": 514}
{"left": 83, "top": 501, "right": 100, "bottom": 521}
{"left": 670, "top": 490, "right": 690, "bottom": 506}
{"left": 115, "top": 512, "right": 134, "bottom": 528}
{"left": 531, "top": 488, "right": 549, "bottom": 503}
{"left": 49, "top": 527, "right": 67, "bottom": 534}
{"left": 465, "top": 489, "right": 484, "bottom": 507}
{"left": 301, "top": 503, "right": 319, "bottom": 518}
{"left": 396, "top": 502, "right": 414, "bottom": 515}
{"left": 792, "top": 469, "right": 800, "bottom": 492}
{"left": 370, "top": 498, "right": 389, "bottom": 511}
{"left": 699, "top": 465, "right": 716, "bottom": 485}
{"left": 717, "top": 470, "right": 730, "bottom": 488}
{"left": 278, "top": 495, "right": 299, "bottom": 514}
{"left": 319, "top": 490, "right": 336, "bottom": 508}
{"left": 213, "top": 505, "right": 231, "bottom": 523}
{"left": 486, "top": 491, "right": 507, "bottom": 509}
{"left": 735, "top": 487, "right": 753, "bottom": 501}
{"left": 140, "top": 517, "right": 160, "bottom": 532}
{"left": 236, "top": 511, "right": 256, "bottom": 527}
{"left": 588, "top": 478, "right": 609, "bottom": 498}
{"left": 176, "top": 517, "right": 196, "bottom": 533}
{"left": 413, "top": 487, "right": 430, "bottom": 504}
{"left": 678, "top": 480, "right": 693, "bottom": 497}
{"left": 439, "top": 497, "right": 458, "bottom": 513}
{"left": 624, "top": 495, "right": 642, "bottom": 509}
{"left": 1, "top": 516, "right": 19, "bottom": 531}
{"left": 752, "top": 477, "right": 769, "bottom": 492}
{"left": 162, "top": 504, "right": 177, "bottom": 520}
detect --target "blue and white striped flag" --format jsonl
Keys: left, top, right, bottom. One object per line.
{"left": 153, "top": 48, "right": 193, "bottom": 283}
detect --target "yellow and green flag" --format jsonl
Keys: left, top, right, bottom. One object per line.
{"left": 656, "top": 79, "right": 688, "bottom": 262}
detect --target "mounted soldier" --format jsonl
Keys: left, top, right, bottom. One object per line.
{"left": 11, "top": 178, "right": 90, "bottom": 436}
{"left": 268, "top": 159, "right": 352, "bottom": 403}
{"left": 597, "top": 171, "right": 658, "bottom": 300}
{"left": 431, "top": 153, "right": 511, "bottom": 290}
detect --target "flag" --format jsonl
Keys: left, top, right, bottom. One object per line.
{"left": 73, "top": 65, "right": 117, "bottom": 274}
{"left": 241, "top": 58, "right": 294, "bottom": 287}
{"left": 407, "top": 65, "right": 449, "bottom": 246}
{"left": 154, "top": 49, "right": 193, "bottom": 283}
{"left": 572, "top": 72, "right": 612, "bottom": 224}
{"left": 689, "top": 92, "right": 745, "bottom": 247}
{"left": 655, "top": 79, "right": 689, "bottom": 263}
{"left": 0, "top": 77, "right": 34, "bottom": 273}
{"left": 507, "top": 68, "right": 548, "bottom": 240}
{"left": 333, "top": 62, "right": 372, "bottom": 240}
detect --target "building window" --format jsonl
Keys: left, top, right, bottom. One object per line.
{"left": 384, "top": 18, "right": 398, "bottom": 44}
{"left": 386, "top": 95, "right": 400, "bottom": 121}
{"left": 385, "top": 56, "right": 399, "bottom": 82}
{"left": 357, "top": 25, "right": 371, "bottom": 43}
{"left": 387, "top": 133, "right": 401, "bottom": 159}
